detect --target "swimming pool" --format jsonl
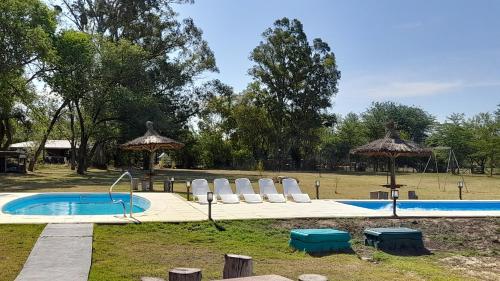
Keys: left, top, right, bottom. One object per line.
{"left": 337, "top": 200, "right": 500, "bottom": 211}
{"left": 2, "top": 193, "right": 151, "bottom": 215}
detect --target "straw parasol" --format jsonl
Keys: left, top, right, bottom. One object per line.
{"left": 121, "top": 121, "right": 184, "bottom": 189}
{"left": 350, "top": 121, "right": 431, "bottom": 189}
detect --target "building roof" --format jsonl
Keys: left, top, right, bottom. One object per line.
{"left": 10, "top": 140, "right": 77, "bottom": 150}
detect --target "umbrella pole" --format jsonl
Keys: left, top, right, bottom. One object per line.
{"left": 149, "top": 151, "right": 154, "bottom": 191}
{"left": 389, "top": 156, "right": 396, "bottom": 188}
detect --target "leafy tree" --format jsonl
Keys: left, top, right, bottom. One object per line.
{"left": 249, "top": 18, "right": 340, "bottom": 167}
{"left": 362, "top": 101, "right": 435, "bottom": 142}
{"left": 0, "top": 0, "right": 57, "bottom": 149}
{"left": 232, "top": 86, "right": 274, "bottom": 163}
{"left": 52, "top": 0, "right": 217, "bottom": 172}
{"left": 196, "top": 80, "right": 236, "bottom": 136}
{"left": 331, "top": 113, "right": 368, "bottom": 164}
{"left": 468, "top": 111, "right": 499, "bottom": 175}
{"left": 426, "top": 113, "right": 475, "bottom": 172}
{"left": 193, "top": 130, "right": 232, "bottom": 168}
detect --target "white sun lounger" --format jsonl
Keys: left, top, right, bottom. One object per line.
{"left": 258, "top": 178, "right": 286, "bottom": 203}
{"left": 282, "top": 178, "right": 311, "bottom": 203}
{"left": 192, "top": 179, "right": 217, "bottom": 204}
{"left": 213, "top": 178, "right": 240, "bottom": 204}
{"left": 235, "top": 178, "right": 263, "bottom": 203}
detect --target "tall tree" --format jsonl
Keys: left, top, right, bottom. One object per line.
{"left": 468, "top": 111, "right": 499, "bottom": 175}
{"left": 426, "top": 113, "right": 475, "bottom": 171}
{"left": 362, "top": 101, "right": 435, "bottom": 142}
{"left": 53, "top": 0, "right": 217, "bottom": 172}
{"left": 0, "top": 0, "right": 57, "bottom": 150}
{"left": 249, "top": 18, "right": 340, "bottom": 167}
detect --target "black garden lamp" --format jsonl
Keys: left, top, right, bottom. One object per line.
{"left": 170, "top": 177, "right": 175, "bottom": 192}
{"left": 391, "top": 189, "right": 399, "bottom": 217}
{"left": 186, "top": 180, "right": 191, "bottom": 201}
{"left": 207, "top": 191, "right": 214, "bottom": 220}
{"left": 457, "top": 181, "right": 464, "bottom": 200}
{"left": 315, "top": 180, "right": 320, "bottom": 199}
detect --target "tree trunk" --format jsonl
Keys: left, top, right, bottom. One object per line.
{"left": 90, "top": 141, "right": 107, "bottom": 169}
{"left": 0, "top": 119, "right": 5, "bottom": 149}
{"left": 69, "top": 102, "right": 77, "bottom": 170}
{"left": 28, "top": 100, "right": 68, "bottom": 172}
{"left": 3, "top": 119, "right": 12, "bottom": 149}
{"left": 389, "top": 156, "right": 396, "bottom": 188}
{"left": 168, "top": 268, "right": 201, "bottom": 281}
{"left": 490, "top": 152, "right": 495, "bottom": 177}
{"left": 222, "top": 254, "right": 253, "bottom": 279}
{"left": 76, "top": 136, "right": 88, "bottom": 175}
{"left": 75, "top": 101, "right": 87, "bottom": 175}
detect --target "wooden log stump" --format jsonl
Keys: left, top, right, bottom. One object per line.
{"left": 298, "top": 274, "right": 328, "bottom": 281}
{"left": 141, "top": 277, "right": 166, "bottom": 281}
{"left": 168, "top": 268, "right": 201, "bottom": 281}
{"left": 223, "top": 254, "right": 253, "bottom": 279}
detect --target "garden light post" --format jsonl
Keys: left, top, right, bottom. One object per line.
{"left": 170, "top": 177, "right": 175, "bottom": 192}
{"left": 315, "top": 180, "right": 320, "bottom": 199}
{"left": 457, "top": 181, "right": 464, "bottom": 200}
{"left": 391, "top": 189, "right": 399, "bottom": 217}
{"left": 207, "top": 191, "right": 214, "bottom": 221}
{"left": 186, "top": 180, "right": 191, "bottom": 201}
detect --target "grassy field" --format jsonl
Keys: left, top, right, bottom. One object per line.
{"left": 89, "top": 218, "right": 499, "bottom": 281}
{"left": 1, "top": 219, "right": 497, "bottom": 281}
{"left": 1, "top": 165, "right": 499, "bottom": 199}
{"left": 0, "top": 224, "right": 44, "bottom": 281}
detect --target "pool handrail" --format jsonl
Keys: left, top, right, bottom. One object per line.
{"left": 109, "top": 171, "right": 133, "bottom": 218}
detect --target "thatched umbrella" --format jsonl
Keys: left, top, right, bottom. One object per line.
{"left": 350, "top": 121, "right": 431, "bottom": 190}
{"left": 121, "top": 121, "right": 184, "bottom": 190}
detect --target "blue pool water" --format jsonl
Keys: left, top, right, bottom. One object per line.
{"left": 337, "top": 200, "right": 500, "bottom": 211}
{"left": 2, "top": 193, "right": 151, "bottom": 215}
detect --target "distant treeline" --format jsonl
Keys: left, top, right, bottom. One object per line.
{"left": 2, "top": 1, "right": 498, "bottom": 175}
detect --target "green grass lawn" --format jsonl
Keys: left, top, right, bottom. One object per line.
{"left": 89, "top": 218, "right": 499, "bottom": 281}
{"left": 0, "top": 224, "right": 44, "bottom": 281}
{"left": 1, "top": 219, "right": 497, "bottom": 281}
{"left": 1, "top": 165, "right": 499, "bottom": 199}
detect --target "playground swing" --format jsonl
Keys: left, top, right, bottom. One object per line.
{"left": 416, "top": 146, "right": 468, "bottom": 192}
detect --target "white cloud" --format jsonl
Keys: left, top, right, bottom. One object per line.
{"left": 366, "top": 81, "right": 463, "bottom": 98}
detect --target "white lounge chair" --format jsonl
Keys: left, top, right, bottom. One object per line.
{"left": 192, "top": 179, "right": 217, "bottom": 204}
{"left": 213, "top": 178, "right": 240, "bottom": 204}
{"left": 235, "top": 178, "right": 263, "bottom": 203}
{"left": 282, "top": 178, "right": 311, "bottom": 203}
{"left": 258, "top": 178, "right": 286, "bottom": 203}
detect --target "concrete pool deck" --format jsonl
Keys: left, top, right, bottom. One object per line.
{"left": 0, "top": 192, "right": 499, "bottom": 224}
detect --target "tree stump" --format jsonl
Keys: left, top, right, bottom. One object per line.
{"left": 169, "top": 268, "right": 201, "bottom": 281}
{"left": 223, "top": 254, "right": 253, "bottom": 279}
{"left": 141, "top": 277, "right": 165, "bottom": 281}
{"left": 298, "top": 274, "right": 328, "bottom": 281}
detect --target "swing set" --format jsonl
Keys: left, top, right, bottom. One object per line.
{"left": 416, "top": 146, "right": 468, "bottom": 192}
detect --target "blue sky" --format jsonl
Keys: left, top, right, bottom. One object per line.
{"left": 175, "top": 0, "right": 500, "bottom": 121}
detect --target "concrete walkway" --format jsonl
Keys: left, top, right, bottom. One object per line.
{"left": 15, "top": 223, "right": 93, "bottom": 281}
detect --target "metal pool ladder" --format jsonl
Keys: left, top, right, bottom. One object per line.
{"left": 109, "top": 171, "right": 134, "bottom": 218}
